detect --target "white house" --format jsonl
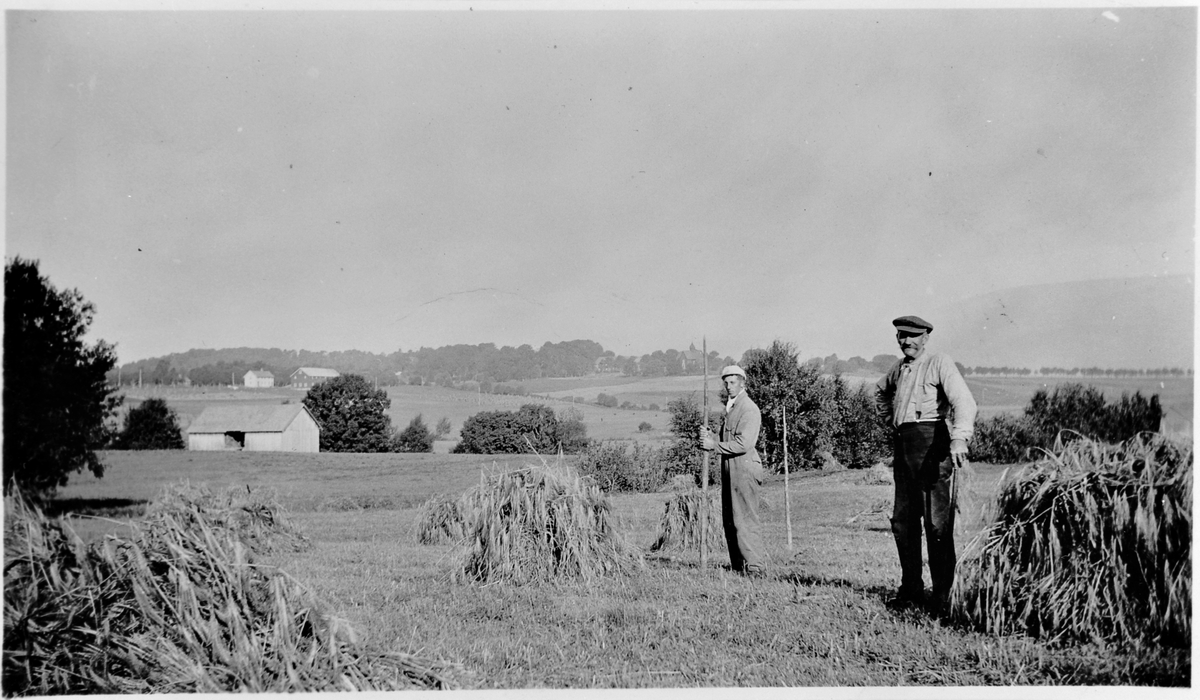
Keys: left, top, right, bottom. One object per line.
{"left": 290, "top": 367, "right": 340, "bottom": 389}
{"left": 243, "top": 370, "right": 275, "bottom": 388}
{"left": 186, "top": 404, "right": 320, "bottom": 452}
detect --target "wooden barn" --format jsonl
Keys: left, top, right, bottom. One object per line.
{"left": 290, "top": 367, "right": 340, "bottom": 389}
{"left": 186, "top": 404, "right": 320, "bottom": 452}
{"left": 243, "top": 369, "right": 275, "bottom": 388}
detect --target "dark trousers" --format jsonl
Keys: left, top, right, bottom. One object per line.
{"left": 721, "top": 460, "right": 766, "bottom": 573}
{"left": 891, "top": 421, "right": 956, "bottom": 603}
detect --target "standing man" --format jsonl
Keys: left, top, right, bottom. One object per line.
{"left": 700, "top": 365, "right": 768, "bottom": 577}
{"left": 876, "top": 315, "right": 977, "bottom": 614}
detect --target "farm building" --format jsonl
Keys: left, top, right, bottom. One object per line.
{"left": 243, "top": 370, "right": 275, "bottom": 388}
{"left": 186, "top": 404, "right": 320, "bottom": 452}
{"left": 290, "top": 367, "right": 340, "bottom": 389}
{"left": 681, "top": 344, "right": 705, "bottom": 372}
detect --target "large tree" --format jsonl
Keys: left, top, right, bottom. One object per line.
{"left": 302, "top": 374, "right": 395, "bottom": 452}
{"left": 4, "top": 258, "right": 121, "bottom": 494}
{"left": 741, "top": 340, "right": 836, "bottom": 471}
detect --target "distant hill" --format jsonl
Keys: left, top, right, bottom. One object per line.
{"left": 932, "top": 275, "right": 1193, "bottom": 369}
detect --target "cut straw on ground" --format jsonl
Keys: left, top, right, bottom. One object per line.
{"left": 422, "top": 457, "right": 644, "bottom": 584}
{"left": 3, "top": 482, "right": 465, "bottom": 694}
{"left": 952, "top": 432, "right": 1191, "bottom": 648}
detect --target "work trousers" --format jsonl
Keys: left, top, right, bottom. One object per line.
{"left": 721, "top": 459, "right": 766, "bottom": 573}
{"left": 891, "top": 421, "right": 956, "bottom": 603}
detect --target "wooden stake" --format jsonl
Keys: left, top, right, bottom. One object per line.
{"left": 700, "top": 337, "right": 710, "bottom": 571}
{"left": 783, "top": 403, "right": 793, "bottom": 550}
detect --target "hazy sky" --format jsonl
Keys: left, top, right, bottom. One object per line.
{"left": 6, "top": 4, "right": 1195, "bottom": 365}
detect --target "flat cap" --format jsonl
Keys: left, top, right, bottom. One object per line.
{"left": 721, "top": 365, "right": 746, "bottom": 379}
{"left": 892, "top": 315, "right": 933, "bottom": 333}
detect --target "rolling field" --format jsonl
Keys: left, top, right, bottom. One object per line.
{"left": 47, "top": 450, "right": 1188, "bottom": 689}
{"left": 122, "top": 373, "right": 1193, "bottom": 456}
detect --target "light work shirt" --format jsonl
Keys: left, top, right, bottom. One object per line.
{"left": 875, "top": 349, "right": 977, "bottom": 442}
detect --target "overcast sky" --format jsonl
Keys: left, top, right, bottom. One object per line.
{"left": 6, "top": 4, "right": 1195, "bottom": 365}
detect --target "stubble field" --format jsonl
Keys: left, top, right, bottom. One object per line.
{"left": 52, "top": 449, "right": 1188, "bottom": 690}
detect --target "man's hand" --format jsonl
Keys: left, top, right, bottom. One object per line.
{"left": 699, "top": 425, "right": 715, "bottom": 451}
{"left": 950, "top": 438, "right": 968, "bottom": 467}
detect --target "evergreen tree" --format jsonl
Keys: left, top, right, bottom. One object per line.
{"left": 394, "top": 414, "right": 435, "bottom": 453}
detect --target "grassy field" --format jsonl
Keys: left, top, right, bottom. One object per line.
{"left": 48, "top": 450, "right": 1189, "bottom": 690}
{"left": 121, "top": 373, "right": 1192, "bottom": 455}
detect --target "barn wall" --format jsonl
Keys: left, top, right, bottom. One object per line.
{"left": 245, "top": 432, "right": 284, "bottom": 451}
{"left": 281, "top": 412, "right": 321, "bottom": 452}
{"left": 188, "top": 433, "right": 229, "bottom": 451}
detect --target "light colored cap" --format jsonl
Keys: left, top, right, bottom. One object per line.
{"left": 721, "top": 365, "right": 746, "bottom": 379}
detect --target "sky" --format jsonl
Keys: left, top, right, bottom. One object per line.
{"left": 6, "top": 3, "right": 1196, "bottom": 367}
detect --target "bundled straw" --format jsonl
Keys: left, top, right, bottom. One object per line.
{"left": 145, "top": 481, "right": 311, "bottom": 554}
{"left": 415, "top": 492, "right": 471, "bottom": 545}
{"left": 3, "top": 484, "right": 464, "bottom": 694}
{"left": 452, "top": 459, "right": 644, "bottom": 584}
{"left": 952, "top": 433, "right": 1192, "bottom": 647}
{"left": 650, "top": 488, "right": 725, "bottom": 553}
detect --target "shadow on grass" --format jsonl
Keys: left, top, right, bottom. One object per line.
{"left": 43, "top": 497, "right": 150, "bottom": 519}
{"left": 779, "top": 571, "right": 894, "bottom": 600}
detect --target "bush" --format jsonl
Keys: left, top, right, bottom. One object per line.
{"left": 556, "top": 407, "right": 590, "bottom": 453}
{"left": 638, "top": 421, "right": 653, "bottom": 433}
{"left": 435, "top": 416, "right": 452, "bottom": 439}
{"left": 971, "top": 413, "right": 1039, "bottom": 464}
{"left": 829, "top": 378, "right": 890, "bottom": 469}
{"left": 596, "top": 393, "right": 619, "bottom": 408}
{"left": 112, "top": 397, "right": 185, "bottom": 450}
{"left": 970, "top": 384, "right": 1166, "bottom": 464}
{"left": 575, "top": 441, "right": 668, "bottom": 492}
{"left": 1026, "top": 383, "right": 1162, "bottom": 445}
{"left": 452, "top": 404, "right": 587, "bottom": 454}
{"left": 394, "top": 414, "right": 435, "bottom": 453}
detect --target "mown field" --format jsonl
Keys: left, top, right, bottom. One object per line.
{"left": 51, "top": 449, "right": 1189, "bottom": 690}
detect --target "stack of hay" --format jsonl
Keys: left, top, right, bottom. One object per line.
{"left": 419, "top": 460, "right": 643, "bottom": 584}
{"left": 415, "top": 492, "right": 470, "bottom": 545}
{"left": 4, "top": 483, "right": 463, "bottom": 694}
{"left": 953, "top": 433, "right": 1191, "bottom": 647}
{"left": 649, "top": 488, "right": 725, "bottom": 553}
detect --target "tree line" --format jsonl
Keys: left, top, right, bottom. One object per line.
{"left": 105, "top": 340, "right": 740, "bottom": 388}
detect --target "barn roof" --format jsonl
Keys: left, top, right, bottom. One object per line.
{"left": 291, "top": 367, "right": 340, "bottom": 377}
{"left": 186, "top": 404, "right": 315, "bottom": 434}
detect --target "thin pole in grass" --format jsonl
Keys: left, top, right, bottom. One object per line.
{"left": 700, "top": 336, "right": 710, "bottom": 571}
{"left": 783, "top": 404, "right": 792, "bottom": 550}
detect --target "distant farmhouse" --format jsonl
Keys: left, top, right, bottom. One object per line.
{"left": 290, "top": 367, "right": 340, "bottom": 389}
{"left": 243, "top": 369, "right": 275, "bottom": 388}
{"left": 186, "top": 404, "right": 320, "bottom": 452}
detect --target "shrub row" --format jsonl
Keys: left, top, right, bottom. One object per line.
{"left": 971, "top": 383, "right": 1163, "bottom": 464}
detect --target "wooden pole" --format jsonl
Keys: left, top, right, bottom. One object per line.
{"left": 783, "top": 403, "right": 793, "bottom": 550}
{"left": 700, "top": 337, "right": 710, "bottom": 571}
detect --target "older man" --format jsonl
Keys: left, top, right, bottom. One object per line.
{"left": 876, "top": 315, "right": 977, "bottom": 614}
{"left": 700, "top": 365, "right": 767, "bottom": 577}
